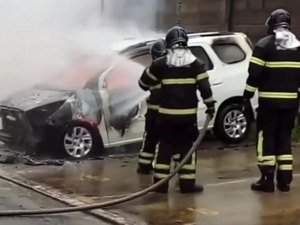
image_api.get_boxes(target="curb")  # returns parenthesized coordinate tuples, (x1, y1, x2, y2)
(0, 169, 140, 225)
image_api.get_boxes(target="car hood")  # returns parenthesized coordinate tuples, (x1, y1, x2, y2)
(0, 89, 72, 111)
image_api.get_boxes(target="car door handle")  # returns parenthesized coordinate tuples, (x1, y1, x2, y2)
(212, 79, 223, 86)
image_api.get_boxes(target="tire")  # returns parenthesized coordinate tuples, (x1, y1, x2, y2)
(213, 103, 252, 144)
(62, 121, 101, 159)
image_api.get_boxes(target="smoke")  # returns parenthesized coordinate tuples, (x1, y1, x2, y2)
(102, 0, 161, 30)
(0, 0, 161, 101)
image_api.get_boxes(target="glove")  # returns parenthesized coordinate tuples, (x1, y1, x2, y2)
(205, 106, 215, 120)
(241, 98, 250, 112)
(205, 100, 216, 120)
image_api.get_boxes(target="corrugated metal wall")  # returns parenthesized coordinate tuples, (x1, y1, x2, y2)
(158, 0, 300, 42)
(101, 0, 160, 30)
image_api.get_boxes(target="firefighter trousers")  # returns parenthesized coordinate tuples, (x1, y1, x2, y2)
(138, 114, 158, 170)
(256, 105, 298, 185)
(153, 120, 198, 192)
(138, 113, 181, 171)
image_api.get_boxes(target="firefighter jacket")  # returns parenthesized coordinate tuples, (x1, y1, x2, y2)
(139, 67, 161, 114)
(244, 34, 300, 109)
(139, 54, 214, 122)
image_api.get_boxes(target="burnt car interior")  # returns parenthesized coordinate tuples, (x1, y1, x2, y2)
(103, 61, 142, 136)
(83, 73, 103, 124)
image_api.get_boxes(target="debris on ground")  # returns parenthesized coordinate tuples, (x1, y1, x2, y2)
(23, 157, 65, 166)
(0, 149, 65, 166)
(0, 152, 18, 164)
(87, 156, 104, 161)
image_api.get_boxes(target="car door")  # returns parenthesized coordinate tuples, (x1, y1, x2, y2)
(188, 42, 219, 129)
(99, 55, 150, 146)
(209, 38, 250, 99)
(189, 39, 250, 129)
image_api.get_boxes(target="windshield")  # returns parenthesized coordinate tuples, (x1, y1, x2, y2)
(37, 54, 113, 91)
(31, 46, 147, 92)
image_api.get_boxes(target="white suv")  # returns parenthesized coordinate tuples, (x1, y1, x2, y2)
(110, 32, 257, 144)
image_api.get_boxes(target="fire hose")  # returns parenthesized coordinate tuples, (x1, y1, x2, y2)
(0, 115, 211, 217)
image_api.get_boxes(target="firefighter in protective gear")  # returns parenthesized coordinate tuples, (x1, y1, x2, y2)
(137, 39, 168, 174)
(244, 9, 300, 193)
(140, 26, 215, 193)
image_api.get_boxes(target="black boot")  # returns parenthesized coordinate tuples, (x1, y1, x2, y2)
(180, 184, 204, 193)
(137, 165, 152, 175)
(277, 183, 290, 192)
(251, 169, 275, 193)
(276, 170, 292, 192)
(251, 166, 275, 193)
(153, 177, 168, 193)
(251, 178, 275, 193)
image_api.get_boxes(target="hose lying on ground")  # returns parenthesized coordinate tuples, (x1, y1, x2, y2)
(0, 115, 211, 217)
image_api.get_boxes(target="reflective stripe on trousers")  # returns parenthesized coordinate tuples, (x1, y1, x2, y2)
(178, 152, 196, 180)
(153, 153, 197, 180)
(138, 152, 155, 165)
(153, 146, 196, 180)
(257, 131, 276, 166)
(277, 154, 293, 171)
(138, 132, 156, 165)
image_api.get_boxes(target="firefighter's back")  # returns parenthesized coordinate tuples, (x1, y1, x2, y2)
(151, 55, 204, 123)
(256, 35, 300, 109)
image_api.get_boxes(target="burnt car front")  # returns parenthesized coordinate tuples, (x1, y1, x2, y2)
(0, 89, 73, 155)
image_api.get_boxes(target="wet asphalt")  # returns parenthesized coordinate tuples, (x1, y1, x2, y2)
(0, 178, 110, 225)
(1, 137, 300, 225)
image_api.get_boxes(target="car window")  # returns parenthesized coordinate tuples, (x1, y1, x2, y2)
(212, 43, 246, 64)
(104, 57, 145, 130)
(189, 46, 213, 71)
(105, 58, 143, 91)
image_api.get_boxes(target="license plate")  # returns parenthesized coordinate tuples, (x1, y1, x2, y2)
(0, 117, 2, 130)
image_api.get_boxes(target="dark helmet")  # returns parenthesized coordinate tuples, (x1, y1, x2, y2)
(165, 26, 188, 48)
(150, 39, 167, 60)
(266, 9, 291, 31)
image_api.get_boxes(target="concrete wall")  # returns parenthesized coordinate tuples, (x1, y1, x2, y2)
(158, 0, 300, 42)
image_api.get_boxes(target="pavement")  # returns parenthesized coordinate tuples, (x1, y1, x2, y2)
(0, 178, 111, 225)
(0, 139, 300, 225)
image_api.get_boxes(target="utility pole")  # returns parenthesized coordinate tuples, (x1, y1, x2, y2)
(176, 0, 183, 26)
(222, 0, 234, 31)
(100, 0, 104, 14)
(100, 0, 104, 24)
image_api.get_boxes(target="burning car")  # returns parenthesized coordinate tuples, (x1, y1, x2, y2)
(0, 51, 146, 159)
(0, 32, 257, 159)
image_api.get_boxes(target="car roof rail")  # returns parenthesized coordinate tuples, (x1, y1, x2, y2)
(120, 31, 241, 56)
(187, 31, 236, 37)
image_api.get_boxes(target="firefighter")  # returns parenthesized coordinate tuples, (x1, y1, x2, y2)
(139, 26, 215, 193)
(243, 9, 300, 193)
(137, 39, 168, 174)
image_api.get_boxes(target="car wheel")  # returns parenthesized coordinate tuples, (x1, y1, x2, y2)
(213, 103, 251, 143)
(63, 123, 98, 159)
